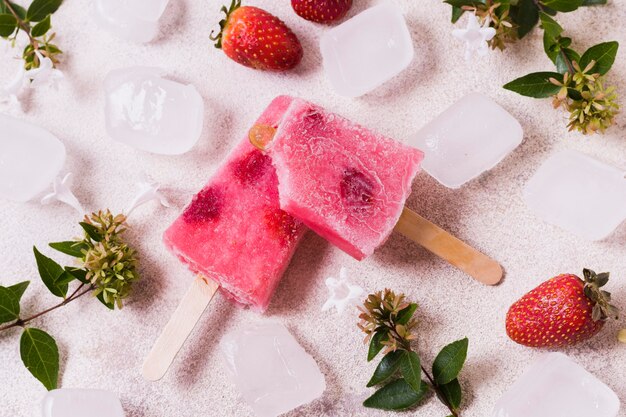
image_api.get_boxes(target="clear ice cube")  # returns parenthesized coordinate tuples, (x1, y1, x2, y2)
(408, 93, 523, 188)
(92, 0, 170, 43)
(0, 114, 66, 202)
(220, 322, 326, 417)
(492, 352, 620, 417)
(104, 67, 204, 155)
(40, 389, 125, 417)
(524, 149, 626, 240)
(320, 2, 414, 97)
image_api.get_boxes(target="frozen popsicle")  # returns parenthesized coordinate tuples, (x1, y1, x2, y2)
(254, 98, 502, 284)
(143, 96, 306, 381)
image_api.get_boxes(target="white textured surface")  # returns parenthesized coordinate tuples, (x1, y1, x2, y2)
(0, 1, 625, 416)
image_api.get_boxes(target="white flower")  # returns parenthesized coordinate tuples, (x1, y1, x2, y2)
(452, 13, 496, 61)
(321, 267, 365, 314)
(125, 173, 171, 216)
(25, 51, 64, 89)
(41, 173, 84, 214)
(0, 65, 27, 114)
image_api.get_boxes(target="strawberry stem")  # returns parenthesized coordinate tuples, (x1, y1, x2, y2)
(209, 0, 241, 49)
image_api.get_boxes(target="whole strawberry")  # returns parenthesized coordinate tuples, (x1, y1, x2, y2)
(291, 0, 353, 24)
(506, 269, 619, 348)
(210, 0, 303, 71)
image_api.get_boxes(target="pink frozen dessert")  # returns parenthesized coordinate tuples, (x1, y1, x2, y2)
(268, 98, 423, 260)
(164, 96, 307, 311)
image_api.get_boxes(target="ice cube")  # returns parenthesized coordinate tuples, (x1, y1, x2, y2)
(0, 114, 66, 202)
(220, 322, 326, 417)
(409, 93, 523, 188)
(320, 2, 414, 97)
(492, 352, 620, 417)
(104, 67, 204, 155)
(40, 389, 125, 417)
(92, 0, 170, 43)
(524, 150, 626, 240)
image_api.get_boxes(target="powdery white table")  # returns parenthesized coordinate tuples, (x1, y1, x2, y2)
(1, 1, 625, 416)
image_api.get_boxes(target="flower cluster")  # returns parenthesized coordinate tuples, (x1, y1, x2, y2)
(358, 289, 417, 353)
(80, 211, 140, 309)
(550, 61, 619, 135)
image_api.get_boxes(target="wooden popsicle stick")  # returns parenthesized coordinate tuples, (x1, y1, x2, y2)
(142, 275, 220, 381)
(394, 207, 503, 285)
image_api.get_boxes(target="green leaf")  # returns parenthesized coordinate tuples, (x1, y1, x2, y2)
(55, 271, 76, 286)
(437, 378, 462, 410)
(20, 328, 59, 390)
(503, 72, 562, 98)
(511, 0, 539, 38)
(8, 281, 30, 300)
(556, 48, 580, 74)
(539, 12, 562, 42)
(363, 378, 429, 410)
(579, 41, 619, 75)
(96, 292, 114, 310)
(79, 222, 102, 242)
(26, 0, 62, 22)
(451, 6, 464, 23)
(0, 2, 26, 19)
(433, 338, 469, 385)
(33, 246, 67, 298)
(0, 285, 20, 324)
(49, 241, 88, 258)
(444, 0, 486, 7)
(0, 14, 17, 37)
(367, 350, 404, 387)
(582, 0, 606, 4)
(30, 14, 50, 37)
(397, 303, 417, 325)
(540, 0, 583, 12)
(400, 351, 422, 393)
(368, 331, 387, 362)
(64, 267, 89, 284)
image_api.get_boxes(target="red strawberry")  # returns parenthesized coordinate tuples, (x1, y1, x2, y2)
(291, 0, 352, 24)
(506, 269, 619, 348)
(210, 0, 303, 71)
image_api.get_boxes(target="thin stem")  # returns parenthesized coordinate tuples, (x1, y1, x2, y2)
(387, 327, 460, 416)
(531, 0, 545, 12)
(1, 0, 40, 66)
(421, 364, 459, 417)
(0, 284, 93, 332)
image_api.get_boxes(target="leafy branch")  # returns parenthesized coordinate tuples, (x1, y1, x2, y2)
(358, 290, 469, 416)
(0, 0, 63, 69)
(0, 211, 140, 390)
(445, 0, 619, 134)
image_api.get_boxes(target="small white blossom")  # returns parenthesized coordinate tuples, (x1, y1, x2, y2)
(321, 267, 365, 314)
(125, 173, 171, 216)
(452, 13, 496, 60)
(41, 172, 84, 214)
(0, 65, 27, 114)
(25, 51, 64, 89)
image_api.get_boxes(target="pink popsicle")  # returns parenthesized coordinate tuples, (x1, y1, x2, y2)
(268, 98, 424, 260)
(163, 96, 306, 311)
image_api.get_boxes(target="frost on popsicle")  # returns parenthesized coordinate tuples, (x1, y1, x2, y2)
(0, 114, 82, 213)
(163, 96, 307, 312)
(92, 0, 170, 43)
(268, 98, 423, 260)
(104, 67, 204, 155)
(220, 322, 326, 417)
